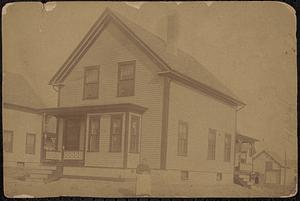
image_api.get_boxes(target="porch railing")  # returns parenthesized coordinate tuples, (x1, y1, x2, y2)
(63, 151, 84, 160)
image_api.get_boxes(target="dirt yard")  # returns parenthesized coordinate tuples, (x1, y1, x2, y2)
(4, 168, 297, 198)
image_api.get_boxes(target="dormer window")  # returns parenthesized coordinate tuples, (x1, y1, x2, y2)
(118, 61, 135, 97)
(83, 66, 99, 99)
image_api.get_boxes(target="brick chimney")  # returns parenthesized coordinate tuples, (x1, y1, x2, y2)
(166, 12, 179, 55)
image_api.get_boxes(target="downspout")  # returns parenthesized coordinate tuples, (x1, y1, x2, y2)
(52, 84, 63, 107)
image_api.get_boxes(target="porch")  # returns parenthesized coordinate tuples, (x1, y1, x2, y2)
(40, 103, 146, 169)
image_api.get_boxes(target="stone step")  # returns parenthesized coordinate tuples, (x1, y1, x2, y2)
(26, 165, 57, 170)
(29, 173, 49, 179)
(27, 168, 54, 175)
(240, 176, 249, 179)
(25, 178, 46, 183)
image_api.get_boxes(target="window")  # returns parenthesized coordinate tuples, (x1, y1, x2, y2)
(216, 172, 222, 181)
(88, 116, 100, 152)
(4, 130, 13, 152)
(181, 171, 189, 180)
(240, 152, 247, 164)
(110, 115, 123, 152)
(26, 133, 36, 154)
(177, 121, 188, 156)
(207, 128, 216, 160)
(224, 134, 232, 162)
(44, 116, 58, 151)
(129, 115, 140, 153)
(266, 161, 273, 171)
(83, 66, 99, 99)
(118, 61, 135, 97)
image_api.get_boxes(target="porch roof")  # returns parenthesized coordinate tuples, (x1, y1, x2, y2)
(236, 133, 259, 143)
(39, 103, 147, 116)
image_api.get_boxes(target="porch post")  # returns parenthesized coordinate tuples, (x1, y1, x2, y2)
(40, 112, 46, 162)
(123, 112, 129, 168)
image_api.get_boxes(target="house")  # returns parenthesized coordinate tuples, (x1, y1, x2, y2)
(252, 150, 296, 186)
(37, 8, 245, 184)
(3, 72, 45, 168)
(234, 133, 258, 187)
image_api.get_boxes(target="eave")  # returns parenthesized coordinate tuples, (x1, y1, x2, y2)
(39, 103, 148, 117)
(158, 70, 246, 108)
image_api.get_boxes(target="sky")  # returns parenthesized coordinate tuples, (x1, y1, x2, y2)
(2, 2, 297, 160)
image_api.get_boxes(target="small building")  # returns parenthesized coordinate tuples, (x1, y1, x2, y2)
(3, 72, 45, 168)
(252, 150, 295, 186)
(234, 133, 258, 187)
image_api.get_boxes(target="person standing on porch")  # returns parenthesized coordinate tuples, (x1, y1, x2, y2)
(135, 158, 151, 196)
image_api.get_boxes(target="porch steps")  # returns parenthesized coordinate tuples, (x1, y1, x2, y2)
(234, 173, 254, 189)
(28, 173, 49, 179)
(25, 165, 62, 183)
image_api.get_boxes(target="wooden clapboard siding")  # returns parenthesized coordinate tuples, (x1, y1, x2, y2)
(166, 80, 236, 174)
(59, 21, 164, 169)
(3, 107, 42, 167)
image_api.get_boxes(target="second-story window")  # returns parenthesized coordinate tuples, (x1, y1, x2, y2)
(118, 61, 135, 97)
(83, 66, 99, 99)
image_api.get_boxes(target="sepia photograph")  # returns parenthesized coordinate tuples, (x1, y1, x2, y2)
(2, 1, 297, 198)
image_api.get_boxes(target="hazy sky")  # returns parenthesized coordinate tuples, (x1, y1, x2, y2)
(2, 2, 297, 159)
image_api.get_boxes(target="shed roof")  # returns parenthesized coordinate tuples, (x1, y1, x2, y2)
(236, 133, 259, 143)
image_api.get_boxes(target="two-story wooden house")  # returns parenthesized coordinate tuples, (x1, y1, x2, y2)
(39, 8, 245, 184)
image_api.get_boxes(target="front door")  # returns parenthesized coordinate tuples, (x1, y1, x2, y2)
(64, 118, 81, 151)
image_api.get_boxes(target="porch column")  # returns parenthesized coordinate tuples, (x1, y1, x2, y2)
(123, 112, 129, 168)
(40, 112, 46, 162)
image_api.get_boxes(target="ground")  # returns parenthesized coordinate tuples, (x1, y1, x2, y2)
(4, 167, 297, 198)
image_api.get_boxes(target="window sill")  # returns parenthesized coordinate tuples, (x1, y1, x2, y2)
(129, 151, 140, 154)
(117, 95, 135, 98)
(177, 154, 188, 157)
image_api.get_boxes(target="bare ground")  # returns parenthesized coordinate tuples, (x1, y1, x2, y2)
(3, 168, 297, 198)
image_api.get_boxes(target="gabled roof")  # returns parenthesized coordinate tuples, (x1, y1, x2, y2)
(253, 150, 286, 168)
(49, 8, 244, 106)
(3, 71, 45, 109)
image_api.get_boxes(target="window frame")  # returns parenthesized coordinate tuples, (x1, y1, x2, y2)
(88, 115, 101, 152)
(181, 170, 189, 181)
(83, 66, 100, 100)
(177, 120, 188, 156)
(117, 61, 136, 97)
(207, 128, 217, 160)
(109, 114, 123, 152)
(129, 115, 140, 153)
(266, 161, 273, 171)
(25, 133, 36, 155)
(216, 172, 223, 181)
(224, 134, 232, 162)
(4, 130, 13, 153)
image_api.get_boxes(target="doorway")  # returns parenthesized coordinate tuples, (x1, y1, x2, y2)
(62, 118, 85, 163)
